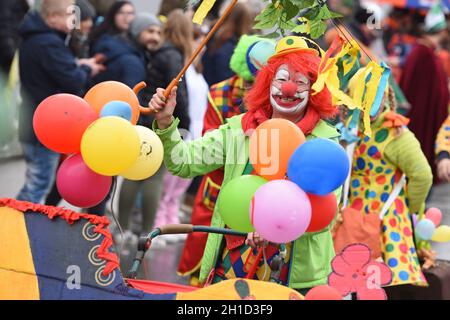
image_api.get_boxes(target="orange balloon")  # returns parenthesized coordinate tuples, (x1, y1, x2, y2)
(84, 81, 150, 125)
(249, 119, 306, 180)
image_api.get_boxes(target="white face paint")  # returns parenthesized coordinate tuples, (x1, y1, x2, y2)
(270, 64, 310, 116)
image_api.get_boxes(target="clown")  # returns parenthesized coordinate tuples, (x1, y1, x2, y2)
(150, 36, 342, 291)
(177, 35, 274, 283)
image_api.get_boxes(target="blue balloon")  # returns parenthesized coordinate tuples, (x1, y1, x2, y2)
(287, 138, 350, 195)
(100, 101, 132, 122)
(415, 218, 436, 240)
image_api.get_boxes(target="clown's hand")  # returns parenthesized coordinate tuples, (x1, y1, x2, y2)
(150, 87, 177, 129)
(437, 158, 450, 182)
(246, 232, 265, 248)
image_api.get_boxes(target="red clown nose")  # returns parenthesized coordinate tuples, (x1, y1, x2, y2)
(281, 81, 298, 97)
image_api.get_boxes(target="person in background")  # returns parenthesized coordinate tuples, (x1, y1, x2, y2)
(152, 24, 209, 245)
(17, 0, 103, 204)
(400, 3, 449, 183)
(118, 9, 192, 246)
(115, 14, 163, 243)
(69, 0, 96, 58)
(89, 1, 149, 88)
(436, 115, 450, 183)
(182, 25, 209, 215)
(202, 2, 252, 86)
(186, 27, 209, 142)
(0, 0, 30, 75)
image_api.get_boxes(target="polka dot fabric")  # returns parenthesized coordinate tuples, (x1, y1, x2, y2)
(349, 126, 426, 286)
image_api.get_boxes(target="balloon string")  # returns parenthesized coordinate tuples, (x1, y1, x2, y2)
(109, 177, 125, 261)
(262, 242, 268, 281)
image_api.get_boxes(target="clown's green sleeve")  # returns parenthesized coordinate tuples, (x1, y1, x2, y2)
(384, 129, 433, 213)
(152, 118, 228, 179)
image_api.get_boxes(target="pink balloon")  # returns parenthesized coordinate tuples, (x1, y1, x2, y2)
(425, 207, 442, 226)
(57, 154, 112, 208)
(250, 180, 311, 244)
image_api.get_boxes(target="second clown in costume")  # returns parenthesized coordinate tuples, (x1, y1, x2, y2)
(342, 77, 433, 286)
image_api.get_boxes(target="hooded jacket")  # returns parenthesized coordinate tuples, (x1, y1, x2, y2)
(18, 11, 91, 143)
(90, 33, 146, 89)
(141, 42, 190, 130)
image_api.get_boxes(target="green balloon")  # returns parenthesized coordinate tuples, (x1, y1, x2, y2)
(218, 175, 268, 232)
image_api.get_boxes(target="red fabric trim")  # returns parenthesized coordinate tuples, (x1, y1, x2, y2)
(0, 198, 119, 277)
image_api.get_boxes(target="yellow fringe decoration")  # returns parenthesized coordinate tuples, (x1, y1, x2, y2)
(193, 0, 217, 25)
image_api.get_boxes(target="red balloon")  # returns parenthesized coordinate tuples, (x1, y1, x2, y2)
(33, 94, 98, 154)
(56, 154, 111, 208)
(305, 285, 342, 300)
(306, 193, 337, 232)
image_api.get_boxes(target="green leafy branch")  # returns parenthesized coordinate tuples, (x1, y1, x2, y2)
(254, 0, 342, 39)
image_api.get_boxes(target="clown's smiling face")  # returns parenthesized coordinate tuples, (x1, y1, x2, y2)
(270, 64, 310, 116)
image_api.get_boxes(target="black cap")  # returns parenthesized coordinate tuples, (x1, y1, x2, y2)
(76, 0, 96, 21)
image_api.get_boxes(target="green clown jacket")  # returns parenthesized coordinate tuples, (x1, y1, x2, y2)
(153, 113, 342, 289)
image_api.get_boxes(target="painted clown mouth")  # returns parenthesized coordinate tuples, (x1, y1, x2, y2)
(272, 95, 303, 108)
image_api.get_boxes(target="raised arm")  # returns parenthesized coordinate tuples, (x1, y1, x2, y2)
(150, 87, 227, 179)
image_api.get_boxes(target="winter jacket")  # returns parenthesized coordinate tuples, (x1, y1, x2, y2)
(90, 33, 146, 89)
(18, 11, 91, 143)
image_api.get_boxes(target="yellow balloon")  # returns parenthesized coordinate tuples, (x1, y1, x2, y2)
(81, 117, 140, 176)
(432, 225, 450, 243)
(120, 126, 164, 180)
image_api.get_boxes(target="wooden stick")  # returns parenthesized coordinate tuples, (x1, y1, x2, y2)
(164, 0, 238, 98)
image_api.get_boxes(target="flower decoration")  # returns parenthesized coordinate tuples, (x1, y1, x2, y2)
(328, 243, 392, 300)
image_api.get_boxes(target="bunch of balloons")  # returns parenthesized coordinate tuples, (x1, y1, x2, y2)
(414, 208, 450, 242)
(33, 81, 163, 208)
(219, 118, 349, 243)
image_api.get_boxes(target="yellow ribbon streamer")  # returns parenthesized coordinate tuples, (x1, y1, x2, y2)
(312, 36, 358, 110)
(193, 0, 217, 25)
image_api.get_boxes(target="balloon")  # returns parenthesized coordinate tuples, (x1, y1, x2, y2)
(287, 138, 350, 195)
(249, 119, 306, 180)
(415, 218, 436, 240)
(84, 81, 141, 124)
(120, 126, 164, 180)
(33, 94, 97, 154)
(248, 40, 276, 71)
(305, 285, 342, 300)
(425, 207, 442, 226)
(250, 180, 311, 243)
(81, 117, 140, 176)
(218, 175, 267, 232)
(100, 101, 132, 122)
(56, 154, 112, 208)
(306, 193, 337, 232)
(431, 225, 450, 243)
